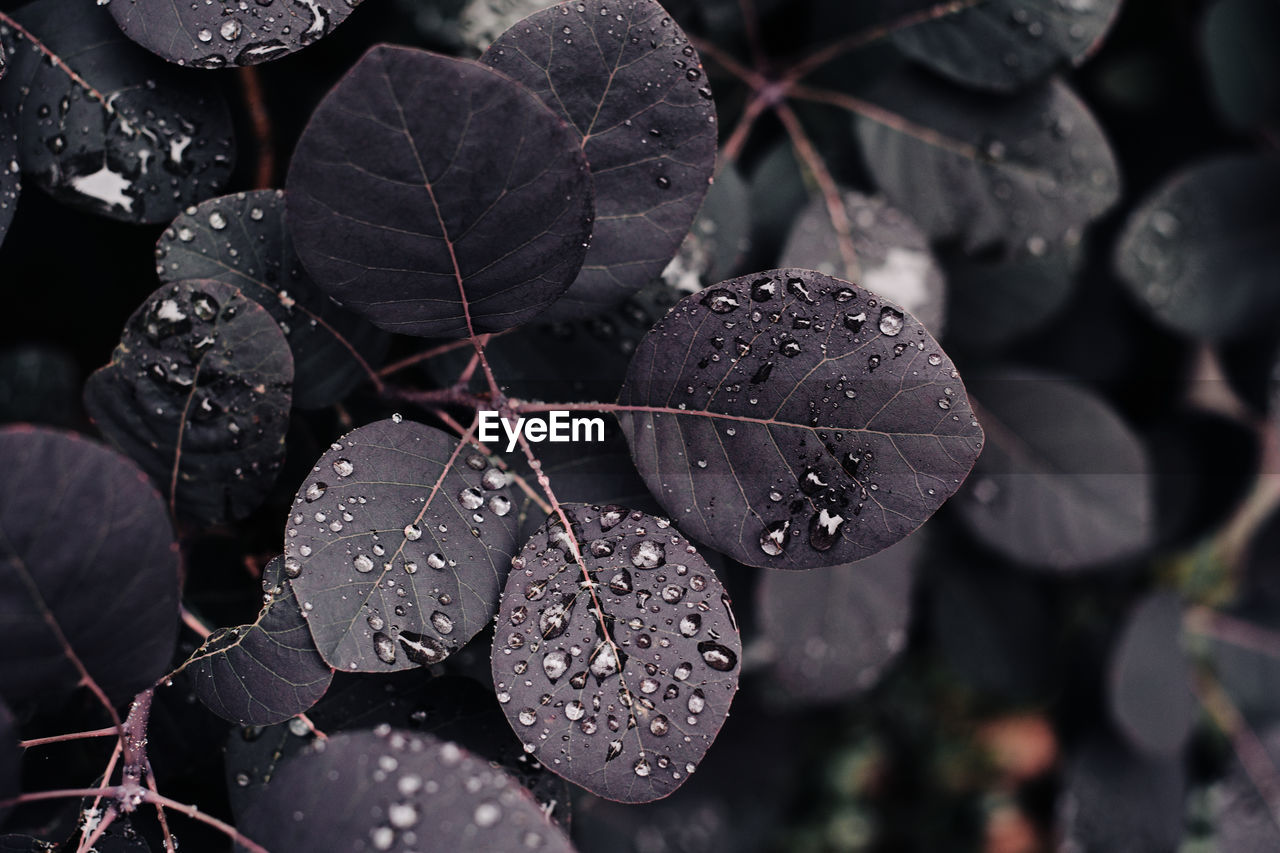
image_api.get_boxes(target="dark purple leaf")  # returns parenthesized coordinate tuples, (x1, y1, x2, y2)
(0, 0, 234, 223)
(286, 45, 593, 338)
(0, 107, 17, 246)
(108, 0, 363, 68)
(83, 280, 294, 524)
(778, 190, 946, 334)
(617, 268, 984, 569)
(1201, 0, 1280, 131)
(482, 0, 717, 320)
(854, 71, 1119, 256)
(0, 699, 16, 825)
(892, 0, 1122, 92)
(156, 190, 389, 408)
(189, 557, 333, 726)
(1114, 154, 1280, 340)
(954, 370, 1154, 570)
(0, 426, 179, 707)
(236, 729, 576, 853)
(493, 504, 741, 803)
(757, 533, 918, 704)
(284, 418, 520, 672)
(1107, 591, 1194, 757)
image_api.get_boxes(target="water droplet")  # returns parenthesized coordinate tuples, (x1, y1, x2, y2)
(679, 613, 701, 637)
(688, 689, 706, 713)
(197, 28, 213, 42)
(630, 540, 665, 568)
(518, 708, 537, 726)
(878, 307, 904, 336)
(283, 557, 302, 578)
(760, 520, 789, 556)
(426, 553, 447, 570)
(634, 757, 652, 777)
(565, 699, 585, 720)
(430, 611, 454, 634)
(220, 19, 242, 40)
(353, 554, 375, 573)
(388, 802, 418, 829)
(698, 641, 738, 671)
(459, 488, 484, 510)
(399, 632, 448, 665)
(808, 508, 844, 551)
(473, 802, 501, 828)
(403, 523, 422, 541)
(543, 650, 568, 682)
(481, 468, 507, 490)
(649, 715, 669, 736)
(207, 211, 227, 230)
(372, 632, 396, 664)
(701, 289, 740, 314)
(332, 458, 354, 477)
(489, 495, 511, 516)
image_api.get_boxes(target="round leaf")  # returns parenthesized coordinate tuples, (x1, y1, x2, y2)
(1107, 591, 1195, 757)
(758, 533, 918, 704)
(482, 0, 717, 320)
(156, 190, 389, 408)
(236, 729, 575, 853)
(108, 0, 364, 68)
(286, 46, 594, 338)
(284, 418, 520, 673)
(189, 557, 334, 726)
(1201, 0, 1280, 131)
(0, 0, 235, 223)
(1114, 154, 1280, 340)
(617, 268, 984, 569)
(854, 72, 1119, 256)
(0, 426, 179, 706)
(493, 504, 741, 803)
(892, 0, 1122, 92)
(83, 280, 294, 524)
(954, 370, 1154, 570)
(778, 190, 947, 334)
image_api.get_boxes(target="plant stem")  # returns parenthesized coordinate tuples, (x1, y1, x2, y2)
(20, 727, 118, 749)
(237, 67, 275, 189)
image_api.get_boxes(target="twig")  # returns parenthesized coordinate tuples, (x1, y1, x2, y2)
(20, 727, 118, 749)
(737, 0, 767, 71)
(1186, 606, 1280, 661)
(141, 789, 272, 853)
(687, 35, 766, 89)
(180, 604, 213, 640)
(720, 90, 771, 166)
(237, 67, 276, 189)
(377, 335, 509, 379)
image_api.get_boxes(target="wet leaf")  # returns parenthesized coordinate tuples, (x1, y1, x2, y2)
(758, 533, 918, 704)
(1201, 0, 1280, 131)
(460, 0, 558, 53)
(892, 0, 1122, 92)
(854, 71, 1119, 256)
(617, 268, 984, 570)
(108, 0, 363, 68)
(0, 0, 234, 223)
(493, 504, 741, 803)
(0, 426, 179, 707)
(482, 0, 717, 320)
(236, 729, 575, 853)
(156, 190, 389, 409)
(778, 190, 947, 334)
(284, 418, 520, 673)
(83, 280, 294, 524)
(954, 370, 1153, 570)
(1114, 154, 1280, 340)
(286, 45, 593, 339)
(189, 557, 334, 726)
(1107, 591, 1194, 756)
(0, 107, 17, 247)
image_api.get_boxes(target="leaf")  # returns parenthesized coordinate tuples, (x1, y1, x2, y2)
(1201, 0, 1280, 131)
(189, 557, 333, 726)
(482, 0, 718, 320)
(1213, 724, 1280, 851)
(954, 370, 1153, 570)
(0, 699, 17, 825)
(778, 190, 947, 334)
(1114, 154, 1280, 341)
(0, 426, 180, 707)
(285, 45, 594, 339)
(155, 190, 389, 409)
(891, 0, 1122, 92)
(0, 108, 17, 247)
(107, 0, 364, 68)
(493, 504, 741, 803)
(1107, 591, 1195, 756)
(83, 280, 294, 524)
(236, 729, 576, 853)
(853, 71, 1120, 256)
(661, 163, 750, 293)
(284, 418, 520, 673)
(460, 0, 559, 53)
(0, 0, 235, 223)
(758, 533, 918, 704)
(616, 268, 984, 570)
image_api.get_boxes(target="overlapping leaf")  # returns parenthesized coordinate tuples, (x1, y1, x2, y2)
(483, 0, 718, 319)
(236, 730, 576, 853)
(1107, 591, 1194, 756)
(284, 418, 520, 672)
(1114, 154, 1280, 340)
(0, 107, 17, 246)
(892, 0, 1122, 92)
(1201, 0, 1280, 131)
(108, 0, 363, 68)
(84, 280, 294, 524)
(0, 427, 179, 707)
(286, 46, 594, 338)
(493, 505, 740, 803)
(662, 164, 750, 293)
(617, 268, 984, 569)
(854, 71, 1120, 256)
(758, 533, 918, 704)
(156, 190, 389, 408)
(189, 557, 333, 726)
(954, 370, 1153, 570)
(779, 190, 947, 333)
(0, 0, 234, 223)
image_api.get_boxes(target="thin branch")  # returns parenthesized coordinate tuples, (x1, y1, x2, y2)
(1186, 606, 1280, 660)
(181, 604, 213, 640)
(774, 100, 859, 280)
(383, 385, 488, 410)
(237, 66, 276, 189)
(720, 91, 771, 166)
(76, 805, 118, 853)
(2, 787, 127, 808)
(143, 759, 177, 853)
(89, 738, 123, 817)
(456, 340, 490, 388)
(141, 789, 272, 853)
(377, 334, 511, 379)
(1194, 667, 1280, 833)
(687, 35, 766, 89)
(737, 0, 767, 71)
(20, 727, 118, 749)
